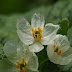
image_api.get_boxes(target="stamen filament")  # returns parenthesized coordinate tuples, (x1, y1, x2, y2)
(22, 67, 25, 72)
(29, 25, 43, 41)
(57, 50, 61, 55)
(22, 57, 25, 63)
(18, 69, 21, 72)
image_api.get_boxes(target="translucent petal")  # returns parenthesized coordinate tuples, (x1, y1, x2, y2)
(60, 54, 72, 65)
(47, 42, 72, 65)
(31, 13, 45, 29)
(0, 58, 17, 72)
(26, 68, 39, 72)
(42, 23, 60, 37)
(29, 42, 44, 52)
(54, 35, 70, 54)
(47, 43, 64, 65)
(3, 40, 38, 71)
(26, 52, 38, 71)
(3, 40, 23, 64)
(16, 17, 31, 34)
(40, 31, 56, 45)
(17, 30, 34, 45)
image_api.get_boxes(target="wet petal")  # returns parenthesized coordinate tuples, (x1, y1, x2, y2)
(54, 35, 70, 54)
(47, 41, 72, 65)
(3, 40, 23, 64)
(0, 58, 17, 72)
(43, 23, 60, 37)
(16, 17, 31, 34)
(40, 31, 56, 45)
(17, 30, 34, 45)
(26, 68, 39, 72)
(26, 52, 38, 71)
(29, 42, 44, 52)
(31, 13, 45, 29)
(47, 43, 63, 65)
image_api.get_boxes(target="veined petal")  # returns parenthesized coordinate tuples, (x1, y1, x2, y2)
(3, 40, 38, 71)
(3, 40, 23, 64)
(26, 52, 38, 71)
(59, 54, 72, 65)
(26, 68, 39, 72)
(29, 42, 44, 52)
(17, 30, 34, 45)
(0, 58, 17, 72)
(31, 13, 45, 29)
(40, 31, 56, 45)
(54, 35, 70, 54)
(47, 41, 72, 65)
(16, 17, 31, 34)
(43, 23, 60, 37)
(47, 43, 64, 65)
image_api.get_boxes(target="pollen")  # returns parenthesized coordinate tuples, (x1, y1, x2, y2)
(29, 25, 43, 41)
(16, 57, 27, 72)
(53, 45, 61, 55)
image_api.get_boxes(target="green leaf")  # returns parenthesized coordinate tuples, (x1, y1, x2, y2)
(67, 27, 72, 46)
(36, 46, 48, 65)
(57, 19, 69, 35)
(39, 60, 62, 72)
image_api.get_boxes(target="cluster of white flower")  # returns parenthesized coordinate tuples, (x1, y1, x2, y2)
(0, 13, 72, 72)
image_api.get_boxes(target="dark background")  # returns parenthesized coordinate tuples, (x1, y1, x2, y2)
(0, 0, 58, 14)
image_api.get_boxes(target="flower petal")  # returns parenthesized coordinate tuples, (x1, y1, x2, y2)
(0, 58, 17, 72)
(54, 35, 70, 54)
(17, 30, 34, 45)
(25, 52, 38, 71)
(26, 68, 39, 72)
(29, 42, 44, 52)
(3, 40, 38, 71)
(47, 43, 63, 65)
(60, 54, 72, 65)
(47, 41, 72, 65)
(3, 40, 23, 64)
(42, 23, 60, 37)
(16, 17, 31, 34)
(31, 13, 45, 29)
(40, 31, 56, 45)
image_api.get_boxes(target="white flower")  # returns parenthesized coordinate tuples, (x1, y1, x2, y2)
(0, 40, 38, 72)
(47, 34, 72, 65)
(17, 13, 60, 52)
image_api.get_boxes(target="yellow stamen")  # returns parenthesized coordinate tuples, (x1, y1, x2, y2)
(54, 48, 56, 52)
(36, 34, 39, 41)
(16, 64, 19, 68)
(38, 27, 43, 39)
(29, 27, 34, 33)
(22, 57, 25, 63)
(53, 45, 61, 55)
(53, 45, 56, 48)
(57, 50, 61, 55)
(17, 60, 20, 66)
(29, 25, 43, 40)
(22, 67, 25, 72)
(18, 69, 21, 72)
(16, 57, 26, 72)
(25, 62, 27, 66)
(56, 46, 59, 49)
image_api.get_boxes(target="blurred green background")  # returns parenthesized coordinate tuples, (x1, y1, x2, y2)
(0, 0, 57, 14)
(0, 0, 72, 72)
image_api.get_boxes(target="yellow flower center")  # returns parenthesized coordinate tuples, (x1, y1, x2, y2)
(53, 45, 61, 55)
(29, 25, 43, 41)
(16, 57, 27, 72)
